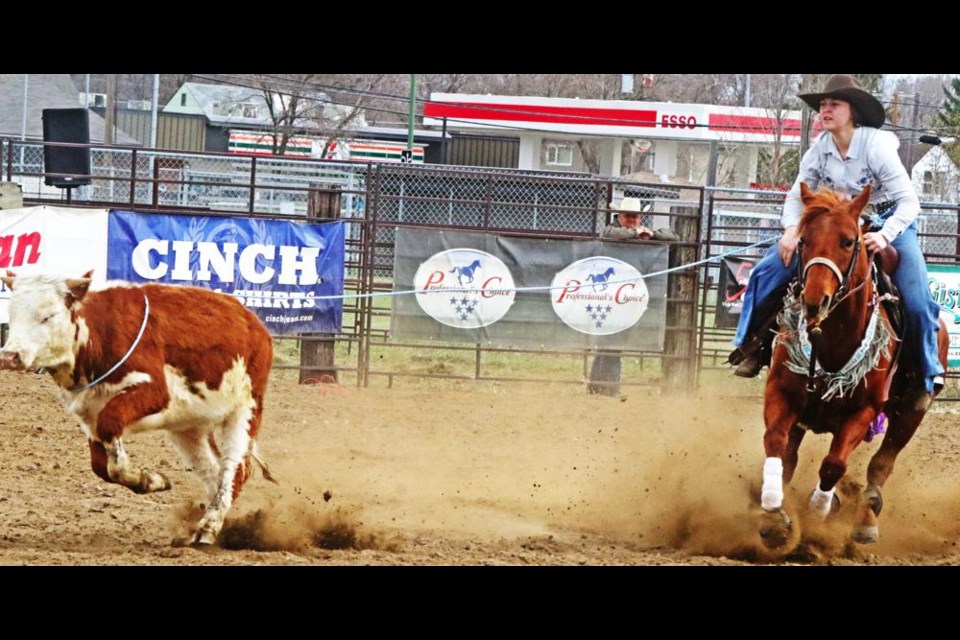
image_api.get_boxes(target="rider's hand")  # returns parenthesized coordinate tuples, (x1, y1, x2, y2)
(779, 225, 800, 266)
(864, 231, 889, 254)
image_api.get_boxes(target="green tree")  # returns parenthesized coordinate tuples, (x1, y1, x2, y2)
(937, 78, 960, 167)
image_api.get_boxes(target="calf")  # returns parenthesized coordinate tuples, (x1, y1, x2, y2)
(0, 270, 275, 545)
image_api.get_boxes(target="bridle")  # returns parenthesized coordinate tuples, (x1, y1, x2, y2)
(796, 232, 865, 392)
(798, 234, 862, 304)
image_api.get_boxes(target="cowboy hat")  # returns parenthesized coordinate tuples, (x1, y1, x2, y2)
(797, 74, 886, 129)
(617, 197, 651, 214)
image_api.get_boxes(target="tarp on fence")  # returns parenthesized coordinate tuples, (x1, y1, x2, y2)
(391, 227, 669, 350)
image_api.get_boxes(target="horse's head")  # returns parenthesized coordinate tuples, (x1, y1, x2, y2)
(797, 183, 871, 327)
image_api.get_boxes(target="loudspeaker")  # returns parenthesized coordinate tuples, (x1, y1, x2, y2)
(42, 108, 91, 188)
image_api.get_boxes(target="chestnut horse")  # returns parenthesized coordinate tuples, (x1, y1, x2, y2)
(758, 183, 949, 547)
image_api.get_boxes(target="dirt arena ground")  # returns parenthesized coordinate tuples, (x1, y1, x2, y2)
(1, 369, 960, 566)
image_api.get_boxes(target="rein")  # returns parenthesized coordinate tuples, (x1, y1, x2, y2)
(67, 294, 150, 393)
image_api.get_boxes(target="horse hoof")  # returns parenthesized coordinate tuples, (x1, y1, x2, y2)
(808, 490, 841, 519)
(759, 509, 793, 549)
(852, 525, 879, 544)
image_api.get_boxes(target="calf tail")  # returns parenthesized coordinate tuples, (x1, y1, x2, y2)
(251, 441, 279, 484)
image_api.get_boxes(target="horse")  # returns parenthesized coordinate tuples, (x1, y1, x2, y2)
(586, 267, 616, 291)
(757, 183, 949, 549)
(450, 259, 482, 286)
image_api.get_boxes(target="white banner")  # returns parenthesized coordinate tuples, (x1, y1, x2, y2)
(928, 265, 960, 367)
(0, 206, 109, 323)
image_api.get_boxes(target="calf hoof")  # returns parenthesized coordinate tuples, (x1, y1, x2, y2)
(192, 512, 224, 546)
(132, 470, 172, 494)
(759, 509, 793, 549)
(192, 529, 218, 546)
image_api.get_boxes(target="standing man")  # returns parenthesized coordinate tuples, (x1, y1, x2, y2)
(588, 197, 677, 395)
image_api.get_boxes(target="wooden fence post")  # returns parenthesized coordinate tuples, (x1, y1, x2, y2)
(663, 206, 699, 393)
(299, 184, 341, 384)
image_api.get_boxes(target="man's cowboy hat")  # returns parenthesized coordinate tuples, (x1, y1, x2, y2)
(617, 197, 651, 213)
(797, 74, 886, 129)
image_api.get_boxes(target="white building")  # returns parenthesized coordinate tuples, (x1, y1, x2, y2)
(912, 145, 960, 204)
(423, 93, 808, 187)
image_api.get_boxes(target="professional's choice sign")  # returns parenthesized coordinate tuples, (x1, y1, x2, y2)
(0, 206, 109, 324)
(413, 249, 516, 328)
(928, 265, 960, 367)
(551, 257, 648, 335)
(392, 228, 667, 350)
(107, 211, 345, 334)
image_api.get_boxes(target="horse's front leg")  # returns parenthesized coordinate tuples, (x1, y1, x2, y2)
(758, 397, 799, 547)
(761, 399, 799, 512)
(808, 406, 877, 519)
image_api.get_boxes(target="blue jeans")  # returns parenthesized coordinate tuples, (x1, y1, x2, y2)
(733, 221, 943, 393)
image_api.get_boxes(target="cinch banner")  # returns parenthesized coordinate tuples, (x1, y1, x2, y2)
(0, 206, 109, 324)
(715, 256, 756, 329)
(927, 265, 960, 367)
(392, 227, 668, 350)
(107, 211, 345, 335)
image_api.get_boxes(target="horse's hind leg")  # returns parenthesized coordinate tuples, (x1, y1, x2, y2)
(854, 408, 925, 543)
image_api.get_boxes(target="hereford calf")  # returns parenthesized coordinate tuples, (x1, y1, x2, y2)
(0, 270, 274, 545)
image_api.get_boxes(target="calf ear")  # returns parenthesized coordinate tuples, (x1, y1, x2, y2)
(2, 270, 15, 290)
(65, 276, 92, 302)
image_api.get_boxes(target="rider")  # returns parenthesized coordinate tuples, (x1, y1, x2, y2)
(728, 74, 944, 410)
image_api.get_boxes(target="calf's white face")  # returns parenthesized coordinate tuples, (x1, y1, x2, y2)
(0, 274, 86, 371)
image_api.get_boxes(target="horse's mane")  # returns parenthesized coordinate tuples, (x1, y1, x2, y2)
(798, 188, 854, 231)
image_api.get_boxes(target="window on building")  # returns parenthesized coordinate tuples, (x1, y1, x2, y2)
(180, 93, 187, 107)
(545, 143, 574, 167)
(923, 170, 946, 197)
(241, 104, 260, 118)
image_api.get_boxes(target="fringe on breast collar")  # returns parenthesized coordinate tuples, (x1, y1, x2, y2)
(774, 291, 891, 402)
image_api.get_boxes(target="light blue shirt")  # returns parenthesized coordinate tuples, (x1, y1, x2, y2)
(781, 127, 921, 243)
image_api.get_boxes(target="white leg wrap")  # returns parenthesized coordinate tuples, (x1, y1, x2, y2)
(761, 457, 784, 511)
(809, 485, 835, 519)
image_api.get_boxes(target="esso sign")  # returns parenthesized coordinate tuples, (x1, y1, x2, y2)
(660, 114, 697, 130)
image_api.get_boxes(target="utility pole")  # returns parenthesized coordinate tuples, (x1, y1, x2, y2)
(908, 92, 921, 170)
(20, 74, 28, 140)
(105, 74, 116, 145)
(150, 74, 159, 149)
(404, 74, 416, 163)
